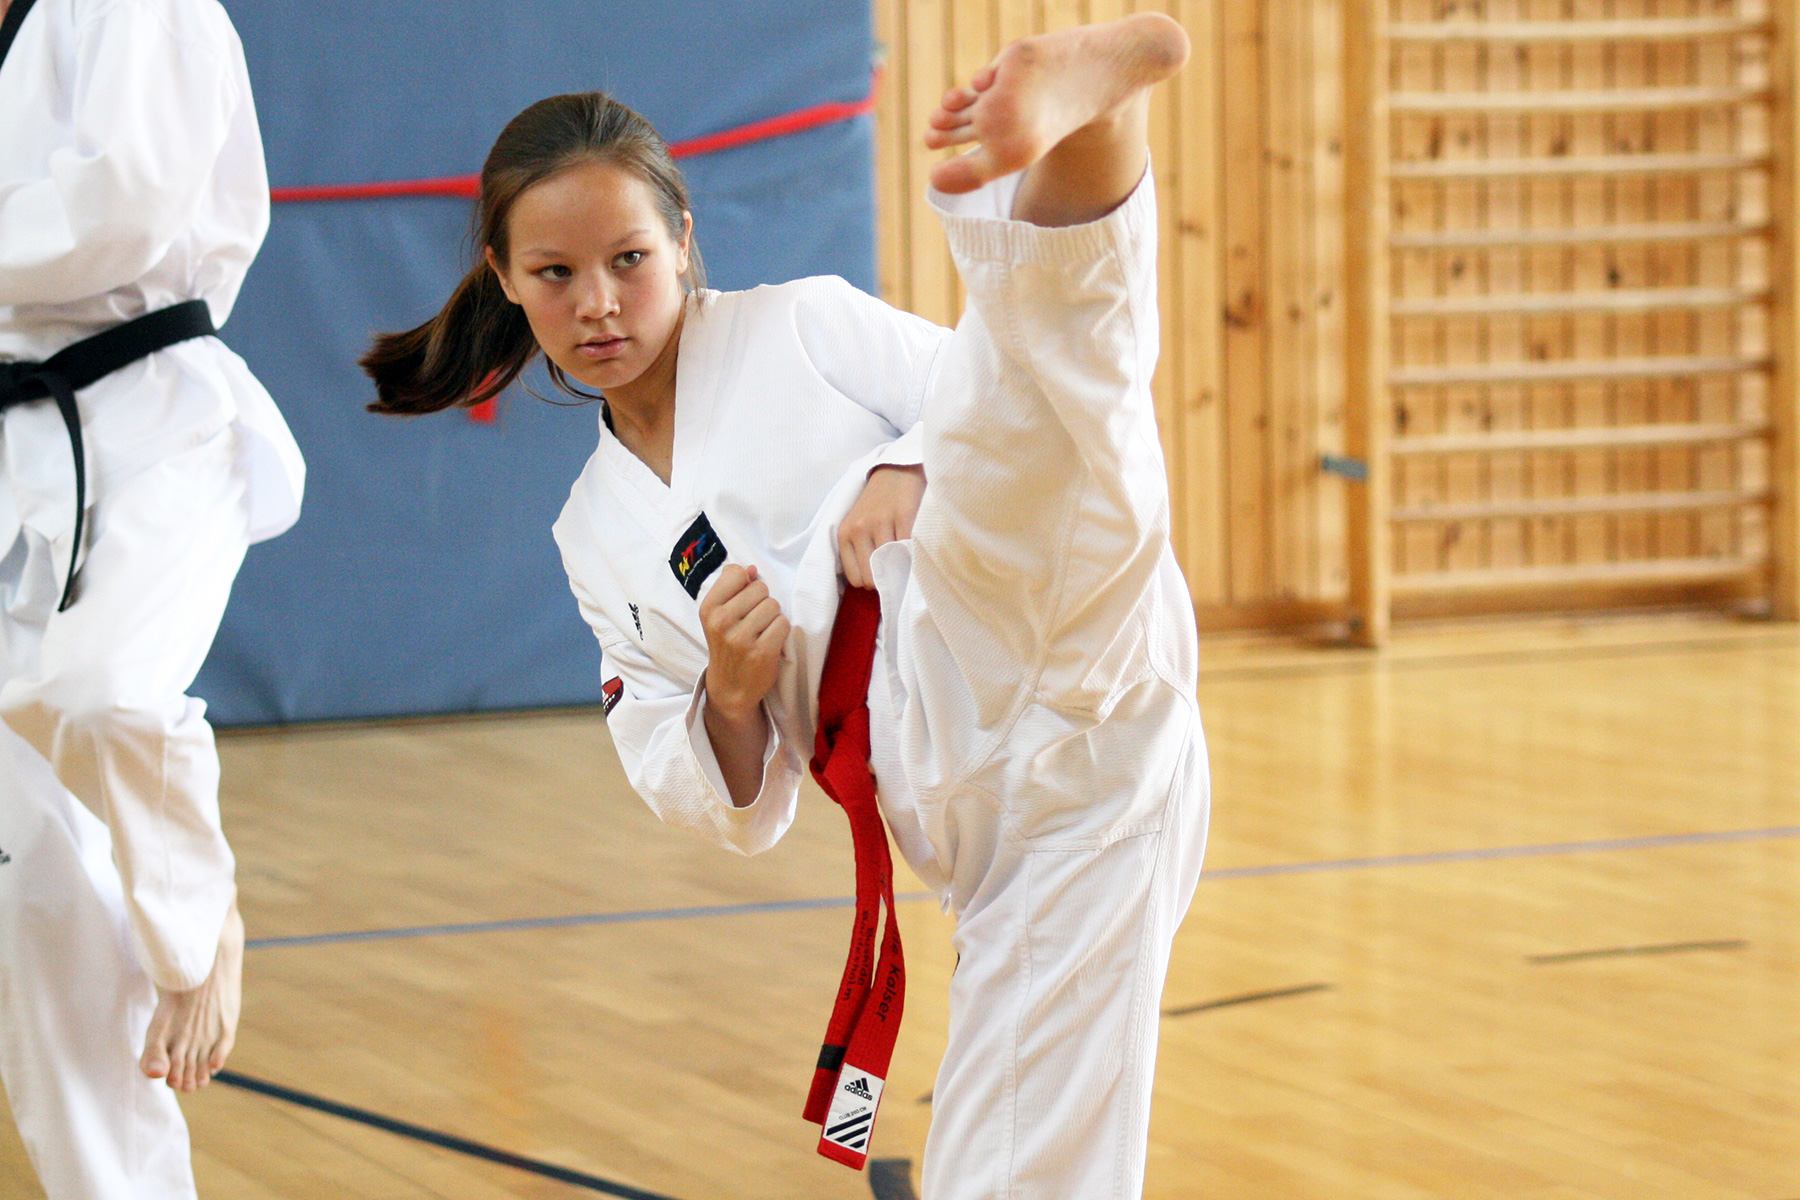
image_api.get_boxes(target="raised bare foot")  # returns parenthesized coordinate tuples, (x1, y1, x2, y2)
(141, 899, 243, 1091)
(922, 13, 1189, 197)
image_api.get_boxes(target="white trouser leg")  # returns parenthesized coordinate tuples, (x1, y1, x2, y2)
(880, 172, 1210, 1198)
(0, 427, 249, 992)
(907, 170, 1171, 723)
(0, 723, 197, 1200)
(918, 712, 1208, 1200)
(0, 424, 247, 1199)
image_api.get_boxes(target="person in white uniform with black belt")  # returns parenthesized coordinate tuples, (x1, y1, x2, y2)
(366, 15, 1204, 1199)
(0, 0, 303, 1195)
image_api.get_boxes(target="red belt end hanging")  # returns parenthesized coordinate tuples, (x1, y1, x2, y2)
(804, 586, 904, 1173)
(804, 1058, 839, 1125)
(815, 1065, 886, 1170)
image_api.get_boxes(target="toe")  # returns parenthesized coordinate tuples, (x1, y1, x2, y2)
(928, 105, 974, 131)
(939, 85, 978, 112)
(140, 1045, 169, 1080)
(929, 146, 1001, 194)
(923, 124, 981, 151)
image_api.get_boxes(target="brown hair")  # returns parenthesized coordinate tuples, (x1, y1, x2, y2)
(362, 92, 704, 415)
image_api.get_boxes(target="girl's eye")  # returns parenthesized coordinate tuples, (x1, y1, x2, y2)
(537, 264, 572, 281)
(615, 250, 645, 269)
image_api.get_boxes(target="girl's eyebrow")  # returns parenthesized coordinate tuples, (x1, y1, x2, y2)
(515, 229, 653, 259)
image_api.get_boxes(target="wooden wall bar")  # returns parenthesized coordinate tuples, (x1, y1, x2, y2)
(1772, 0, 1800, 617)
(871, 0, 1797, 636)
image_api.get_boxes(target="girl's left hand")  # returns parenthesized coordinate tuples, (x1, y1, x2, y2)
(838, 464, 926, 588)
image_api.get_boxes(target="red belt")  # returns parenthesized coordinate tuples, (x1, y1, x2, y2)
(804, 585, 906, 1170)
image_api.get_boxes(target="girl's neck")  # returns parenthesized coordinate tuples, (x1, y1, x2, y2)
(602, 299, 686, 486)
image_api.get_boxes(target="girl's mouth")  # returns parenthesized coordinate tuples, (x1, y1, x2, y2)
(578, 336, 626, 360)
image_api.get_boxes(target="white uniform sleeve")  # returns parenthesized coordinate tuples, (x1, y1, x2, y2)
(0, 2, 238, 305)
(870, 422, 924, 472)
(573, 581, 805, 856)
(792, 277, 947, 463)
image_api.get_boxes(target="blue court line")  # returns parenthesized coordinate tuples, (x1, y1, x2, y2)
(245, 892, 936, 950)
(1200, 824, 1800, 881)
(245, 824, 1800, 951)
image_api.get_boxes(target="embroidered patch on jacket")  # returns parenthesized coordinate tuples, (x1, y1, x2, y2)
(669, 513, 728, 599)
(600, 676, 624, 716)
(628, 602, 643, 639)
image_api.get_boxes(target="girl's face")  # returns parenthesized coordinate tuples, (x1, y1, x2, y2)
(488, 159, 691, 403)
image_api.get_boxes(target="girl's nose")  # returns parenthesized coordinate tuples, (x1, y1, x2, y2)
(576, 276, 620, 320)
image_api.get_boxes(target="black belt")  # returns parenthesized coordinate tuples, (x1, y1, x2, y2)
(0, 300, 217, 610)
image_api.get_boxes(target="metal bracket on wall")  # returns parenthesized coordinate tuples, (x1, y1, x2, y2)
(1320, 454, 1370, 482)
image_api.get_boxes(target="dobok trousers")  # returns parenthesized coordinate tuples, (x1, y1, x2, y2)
(868, 169, 1211, 1200)
(0, 424, 249, 1200)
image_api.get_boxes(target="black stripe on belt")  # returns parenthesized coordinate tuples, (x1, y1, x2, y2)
(0, 0, 42, 72)
(0, 300, 217, 610)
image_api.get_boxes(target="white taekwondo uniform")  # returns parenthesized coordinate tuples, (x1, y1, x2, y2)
(0, 0, 303, 1196)
(555, 170, 1208, 1200)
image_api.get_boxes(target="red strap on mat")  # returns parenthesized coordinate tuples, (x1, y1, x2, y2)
(804, 585, 905, 1170)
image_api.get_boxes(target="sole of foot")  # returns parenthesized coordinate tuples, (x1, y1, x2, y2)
(924, 13, 1190, 195)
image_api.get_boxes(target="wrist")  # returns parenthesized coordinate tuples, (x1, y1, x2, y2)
(703, 678, 764, 726)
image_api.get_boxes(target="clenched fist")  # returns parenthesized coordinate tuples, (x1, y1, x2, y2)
(700, 564, 789, 806)
(700, 563, 790, 719)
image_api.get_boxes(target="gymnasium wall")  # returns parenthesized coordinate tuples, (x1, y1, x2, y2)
(196, 1, 879, 724)
(874, 0, 1800, 637)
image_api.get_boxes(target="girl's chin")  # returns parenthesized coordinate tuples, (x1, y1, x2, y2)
(559, 358, 639, 394)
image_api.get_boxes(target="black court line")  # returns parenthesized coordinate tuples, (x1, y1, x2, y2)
(1528, 938, 1748, 965)
(1163, 982, 1333, 1017)
(244, 825, 1800, 951)
(214, 1071, 683, 1200)
(869, 1157, 920, 1200)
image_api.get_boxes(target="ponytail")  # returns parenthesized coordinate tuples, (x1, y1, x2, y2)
(361, 263, 534, 415)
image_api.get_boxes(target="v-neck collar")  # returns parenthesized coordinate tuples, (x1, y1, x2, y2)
(0, 0, 42, 74)
(594, 289, 719, 517)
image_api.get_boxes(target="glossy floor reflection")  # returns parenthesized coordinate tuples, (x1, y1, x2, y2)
(2, 615, 1795, 1199)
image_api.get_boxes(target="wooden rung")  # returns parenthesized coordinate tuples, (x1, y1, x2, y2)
(1390, 86, 1766, 114)
(1384, 17, 1773, 43)
(1390, 354, 1770, 387)
(1391, 421, 1769, 455)
(1389, 221, 1768, 248)
(1389, 152, 1766, 179)
(1391, 556, 1765, 595)
(1392, 489, 1768, 522)
(1390, 287, 1767, 317)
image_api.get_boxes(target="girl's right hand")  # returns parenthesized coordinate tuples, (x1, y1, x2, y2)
(699, 564, 790, 719)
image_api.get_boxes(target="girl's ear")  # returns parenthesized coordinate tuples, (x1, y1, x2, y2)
(677, 211, 694, 276)
(485, 246, 520, 304)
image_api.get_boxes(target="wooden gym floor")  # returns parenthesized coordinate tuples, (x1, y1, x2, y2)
(2, 613, 1796, 1199)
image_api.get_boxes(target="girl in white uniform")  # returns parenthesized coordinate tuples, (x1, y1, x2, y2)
(366, 16, 1206, 1198)
(0, 0, 304, 1196)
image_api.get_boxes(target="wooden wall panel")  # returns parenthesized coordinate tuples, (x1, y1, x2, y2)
(872, 0, 1795, 635)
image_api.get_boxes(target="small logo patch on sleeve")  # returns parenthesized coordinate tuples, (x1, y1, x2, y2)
(669, 513, 728, 599)
(600, 676, 623, 716)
